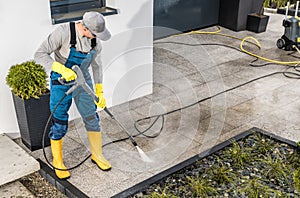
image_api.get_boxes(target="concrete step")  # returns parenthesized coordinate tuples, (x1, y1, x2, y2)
(0, 180, 35, 197)
(0, 133, 40, 186)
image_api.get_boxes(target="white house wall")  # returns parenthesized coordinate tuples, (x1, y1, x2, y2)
(0, 0, 153, 134)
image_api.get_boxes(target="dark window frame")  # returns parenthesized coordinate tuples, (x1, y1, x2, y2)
(50, 0, 118, 24)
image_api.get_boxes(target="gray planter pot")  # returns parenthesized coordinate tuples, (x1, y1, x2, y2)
(247, 13, 270, 33)
(219, 0, 264, 31)
(12, 91, 51, 151)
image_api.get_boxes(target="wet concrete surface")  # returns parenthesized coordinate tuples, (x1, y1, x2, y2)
(14, 13, 300, 197)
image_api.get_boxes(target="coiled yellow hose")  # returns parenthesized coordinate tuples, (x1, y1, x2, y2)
(240, 36, 300, 65)
(172, 26, 300, 66)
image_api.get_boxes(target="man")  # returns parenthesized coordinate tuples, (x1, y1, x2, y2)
(34, 11, 111, 179)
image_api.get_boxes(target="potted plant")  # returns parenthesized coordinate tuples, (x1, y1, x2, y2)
(247, 0, 270, 33)
(6, 60, 51, 151)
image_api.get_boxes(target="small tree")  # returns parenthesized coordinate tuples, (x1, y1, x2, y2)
(6, 60, 48, 99)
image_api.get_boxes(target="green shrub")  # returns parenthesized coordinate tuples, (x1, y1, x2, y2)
(6, 60, 48, 99)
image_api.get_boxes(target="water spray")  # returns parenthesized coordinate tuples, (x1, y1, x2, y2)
(103, 107, 152, 162)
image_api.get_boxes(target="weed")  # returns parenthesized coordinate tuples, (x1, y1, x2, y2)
(251, 132, 275, 156)
(222, 140, 252, 167)
(260, 153, 289, 184)
(206, 158, 236, 185)
(186, 176, 218, 197)
(238, 177, 282, 197)
(146, 186, 178, 198)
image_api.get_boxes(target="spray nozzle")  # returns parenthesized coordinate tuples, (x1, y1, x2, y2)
(129, 136, 138, 146)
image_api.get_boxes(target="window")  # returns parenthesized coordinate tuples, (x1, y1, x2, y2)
(50, 0, 118, 24)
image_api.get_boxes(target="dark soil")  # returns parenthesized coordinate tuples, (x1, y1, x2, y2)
(18, 172, 67, 198)
(132, 130, 300, 197)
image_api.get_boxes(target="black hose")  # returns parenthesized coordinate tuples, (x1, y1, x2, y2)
(42, 94, 91, 171)
(133, 41, 300, 139)
(43, 41, 300, 171)
(133, 71, 300, 136)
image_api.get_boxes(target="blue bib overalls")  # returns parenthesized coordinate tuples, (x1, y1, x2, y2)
(49, 22, 100, 140)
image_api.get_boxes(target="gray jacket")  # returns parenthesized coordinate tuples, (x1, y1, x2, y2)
(34, 22, 103, 84)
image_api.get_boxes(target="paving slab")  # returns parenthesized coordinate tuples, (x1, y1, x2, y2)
(0, 181, 34, 197)
(0, 134, 39, 186)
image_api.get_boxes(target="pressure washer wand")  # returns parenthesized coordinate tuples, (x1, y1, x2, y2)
(94, 97, 152, 162)
(102, 107, 138, 146)
(67, 65, 138, 146)
(101, 106, 138, 146)
(93, 96, 151, 162)
(85, 91, 139, 146)
(91, 93, 151, 162)
(64, 65, 151, 162)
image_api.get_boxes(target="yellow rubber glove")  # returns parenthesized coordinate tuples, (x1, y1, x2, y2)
(52, 61, 77, 82)
(95, 83, 106, 108)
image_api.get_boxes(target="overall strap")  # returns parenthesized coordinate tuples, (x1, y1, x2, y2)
(91, 38, 97, 49)
(70, 21, 97, 50)
(69, 22, 76, 48)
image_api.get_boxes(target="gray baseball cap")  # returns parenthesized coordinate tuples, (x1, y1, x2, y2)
(82, 11, 111, 41)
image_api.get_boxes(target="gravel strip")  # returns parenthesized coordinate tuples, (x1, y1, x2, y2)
(132, 131, 300, 197)
(18, 172, 67, 198)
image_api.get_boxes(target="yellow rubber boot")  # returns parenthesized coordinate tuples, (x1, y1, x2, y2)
(50, 139, 71, 179)
(88, 131, 111, 171)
